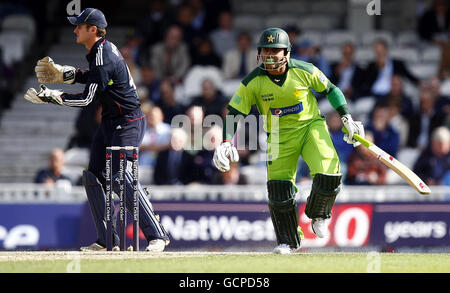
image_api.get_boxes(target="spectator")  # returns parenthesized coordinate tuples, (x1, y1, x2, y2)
(35, 148, 72, 186)
(156, 78, 186, 124)
(188, 0, 209, 34)
(284, 25, 301, 56)
(67, 101, 102, 149)
(380, 75, 415, 120)
(292, 40, 331, 77)
(140, 104, 172, 167)
(381, 75, 415, 147)
(138, 65, 161, 104)
(365, 101, 400, 157)
(345, 133, 387, 185)
(184, 105, 205, 151)
(150, 25, 191, 83)
(175, 4, 200, 49)
(407, 89, 447, 149)
(210, 11, 237, 58)
(136, 0, 172, 50)
(222, 32, 257, 79)
(0, 47, 14, 111)
(212, 162, 248, 185)
(417, 0, 450, 42)
(361, 39, 419, 97)
(413, 126, 450, 185)
(191, 37, 222, 67)
(427, 76, 450, 116)
(190, 79, 228, 116)
(330, 42, 365, 102)
(153, 128, 188, 185)
(120, 37, 142, 85)
(181, 125, 221, 184)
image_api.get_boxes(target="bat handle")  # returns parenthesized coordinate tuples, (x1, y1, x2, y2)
(341, 127, 371, 147)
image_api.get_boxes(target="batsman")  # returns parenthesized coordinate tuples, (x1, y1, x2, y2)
(213, 28, 365, 254)
(23, 8, 169, 251)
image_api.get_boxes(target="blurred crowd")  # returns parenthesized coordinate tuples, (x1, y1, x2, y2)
(0, 0, 448, 187)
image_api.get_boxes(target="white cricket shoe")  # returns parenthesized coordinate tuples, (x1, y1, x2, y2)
(145, 239, 169, 252)
(273, 244, 296, 255)
(80, 242, 106, 251)
(311, 218, 330, 238)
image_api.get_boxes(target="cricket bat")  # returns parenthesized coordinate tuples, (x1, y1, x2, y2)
(342, 127, 431, 194)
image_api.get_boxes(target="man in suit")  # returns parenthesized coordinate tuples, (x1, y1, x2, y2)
(361, 39, 419, 97)
(222, 32, 257, 79)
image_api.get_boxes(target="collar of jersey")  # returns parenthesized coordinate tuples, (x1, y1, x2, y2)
(264, 64, 289, 87)
(86, 37, 106, 61)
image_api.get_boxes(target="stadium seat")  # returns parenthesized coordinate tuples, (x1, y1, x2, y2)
(233, 15, 264, 33)
(324, 30, 358, 46)
(421, 46, 442, 63)
(407, 63, 439, 80)
(182, 66, 224, 101)
(310, 1, 345, 15)
(221, 79, 241, 98)
(0, 32, 27, 66)
(361, 31, 394, 47)
(352, 96, 376, 124)
(396, 31, 419, 47)
(296, 31, 324, 46)
(355, 47, 375, 64)
(1, 14, 36, 48)
(390, 47, 420, 63)
(321, 46, 341, 63)
(237, 0, 273, 15)
(264, 15, 299, 30)
(274, 1, 307, 14)
(298, 15, 338, 31)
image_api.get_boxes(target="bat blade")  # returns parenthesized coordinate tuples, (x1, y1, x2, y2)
(366, 144, 431, 194)
(342, 127, 431, 194)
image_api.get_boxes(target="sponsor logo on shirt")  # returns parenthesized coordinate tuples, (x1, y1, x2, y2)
(270, 102, 303, 117)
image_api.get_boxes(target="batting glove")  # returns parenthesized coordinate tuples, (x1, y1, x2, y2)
(341, 114, 365, 147)
(213, 141, 239, 172)
(24, 84, 64, 106)
(35, 56, 76, 84)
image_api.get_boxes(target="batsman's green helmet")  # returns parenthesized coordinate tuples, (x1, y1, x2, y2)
(257, 27, 291, 52)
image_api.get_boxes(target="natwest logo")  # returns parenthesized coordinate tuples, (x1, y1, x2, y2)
(0, 225, 40, 249)
(161, 215, 275, 242)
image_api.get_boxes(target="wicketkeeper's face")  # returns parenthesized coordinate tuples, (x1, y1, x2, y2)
(74, 24, 93, 45)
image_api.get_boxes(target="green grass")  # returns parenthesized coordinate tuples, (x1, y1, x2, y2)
(2, 252, 450, 273)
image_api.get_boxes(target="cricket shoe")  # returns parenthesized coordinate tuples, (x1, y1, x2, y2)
(145, 239, 170, 252)
(80, 242, 106, 251)
(311, 218, 330, 238)
(273, 244, 298, 255)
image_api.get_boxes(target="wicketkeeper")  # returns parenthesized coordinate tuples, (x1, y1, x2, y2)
(213, 28, 365, 254)
(24, 8, 170, 251)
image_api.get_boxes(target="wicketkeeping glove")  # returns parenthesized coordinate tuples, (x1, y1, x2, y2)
(35, 56, 76, 84)
(24, 84, 64, 106)
(213, 141, 239, 172)
(341, 114, 365, 147)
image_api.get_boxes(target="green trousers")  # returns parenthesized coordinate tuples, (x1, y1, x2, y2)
(266, 117, 340, 189)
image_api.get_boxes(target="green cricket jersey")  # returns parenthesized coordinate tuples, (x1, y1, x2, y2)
(227, 58, 347, 134)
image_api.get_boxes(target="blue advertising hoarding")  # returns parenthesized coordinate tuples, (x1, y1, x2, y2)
(1, 202, 450, 250)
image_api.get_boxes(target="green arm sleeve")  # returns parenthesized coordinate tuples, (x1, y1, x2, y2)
(325, 86, 349, 116)
(223, 105, 247, 142)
